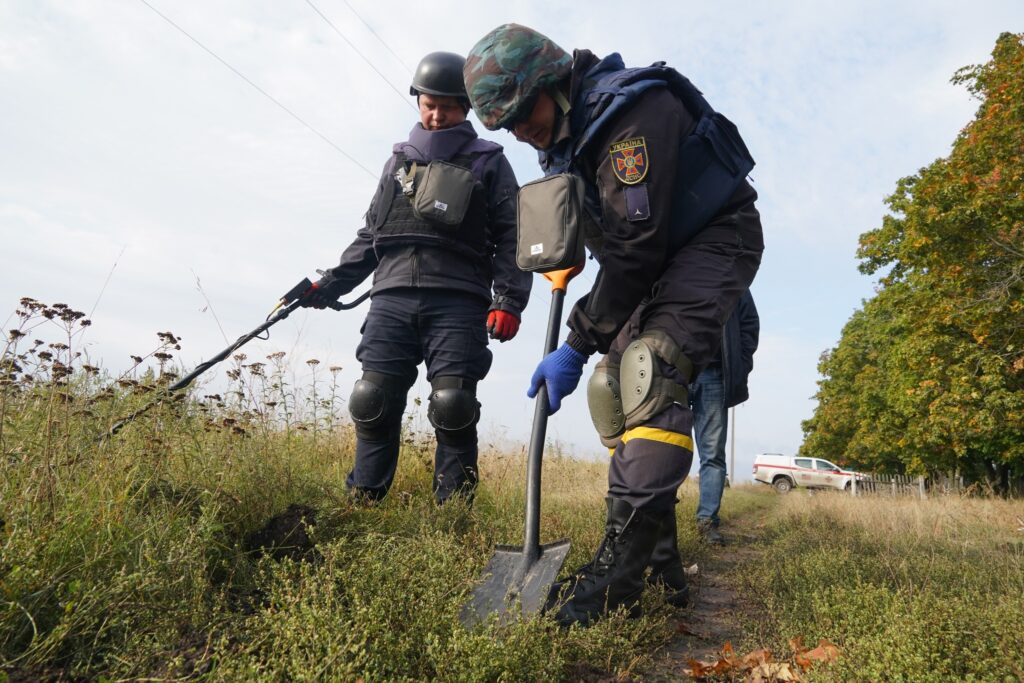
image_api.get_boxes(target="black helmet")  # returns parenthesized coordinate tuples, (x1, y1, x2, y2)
(410, 51, 468, 99)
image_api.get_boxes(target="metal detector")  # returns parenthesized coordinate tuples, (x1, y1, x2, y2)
(103, 278, 368, 439)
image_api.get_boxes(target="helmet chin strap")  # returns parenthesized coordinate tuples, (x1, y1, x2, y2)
(552, 88, 572, 114)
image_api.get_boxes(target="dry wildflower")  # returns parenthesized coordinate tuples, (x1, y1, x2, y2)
(38, 351, 53, 361)
(306, 358, 321, 367)
(233, 353, 247, 363)
(8, 329, 26, 340)
(267, 351, 286, 361)
(329, 365, 343, 374)
(153, 352, 173, 362)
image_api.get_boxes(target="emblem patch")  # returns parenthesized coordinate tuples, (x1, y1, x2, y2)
(609, 137, 649, 185)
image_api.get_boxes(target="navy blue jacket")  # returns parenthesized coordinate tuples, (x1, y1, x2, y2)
(716, 290, 759, 407)
(539, 51, 762, 355)
(321, 121, 531, 317)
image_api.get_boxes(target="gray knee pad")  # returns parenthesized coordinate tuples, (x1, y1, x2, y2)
(587, 357, 625, 448)
(620, 330, 693, 429)
(427, 377, 480, 433)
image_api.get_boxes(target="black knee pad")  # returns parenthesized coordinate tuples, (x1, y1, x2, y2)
(427, 377, 480, 436)
(350, 371, 405, 440)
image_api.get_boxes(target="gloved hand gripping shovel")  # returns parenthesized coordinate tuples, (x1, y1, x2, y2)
(102, 278, 369, 440)
(461, 266, 580, 626)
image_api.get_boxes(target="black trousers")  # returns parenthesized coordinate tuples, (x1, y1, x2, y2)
(605, 221, 762, 510)
(345, 288, 492, 502)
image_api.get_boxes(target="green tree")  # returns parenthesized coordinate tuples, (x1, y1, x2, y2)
(802, 33, 1024, 490)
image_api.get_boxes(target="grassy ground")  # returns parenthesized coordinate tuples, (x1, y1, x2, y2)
(734, 490, 1024, 682)
(1, 299, 691, 681)
(4, 300, 1024, 681)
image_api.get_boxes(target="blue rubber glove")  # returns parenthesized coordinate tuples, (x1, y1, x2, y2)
(527, 343, 588, 414)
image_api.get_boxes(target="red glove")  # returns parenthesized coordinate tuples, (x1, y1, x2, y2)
(486, 310, 520, 342)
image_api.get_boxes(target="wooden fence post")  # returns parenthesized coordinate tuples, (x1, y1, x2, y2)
(918, 475, 926, 500)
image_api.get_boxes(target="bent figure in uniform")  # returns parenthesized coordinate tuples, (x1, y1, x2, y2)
(304, 51, 531, 504)
(464, 25, 764, 626)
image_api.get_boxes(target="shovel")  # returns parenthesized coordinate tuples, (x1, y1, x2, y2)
(461, 266, 580, 626)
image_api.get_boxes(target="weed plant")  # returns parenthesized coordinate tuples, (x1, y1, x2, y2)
(1, 299, 681, 681)
(740, 490, 1024, 682)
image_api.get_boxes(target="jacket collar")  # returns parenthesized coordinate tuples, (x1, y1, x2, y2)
(398, 121, 478, 163)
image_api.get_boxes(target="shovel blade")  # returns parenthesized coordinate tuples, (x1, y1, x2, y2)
(460, 539, 571, 627)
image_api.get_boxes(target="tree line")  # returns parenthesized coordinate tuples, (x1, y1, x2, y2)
(800, 33, 1024, 493)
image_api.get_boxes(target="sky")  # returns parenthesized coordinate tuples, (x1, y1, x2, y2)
(2, 1, 1022, 481)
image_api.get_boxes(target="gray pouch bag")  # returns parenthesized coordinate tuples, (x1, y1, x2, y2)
(411, 160, 475, 228)
(516, 173, 586, 272)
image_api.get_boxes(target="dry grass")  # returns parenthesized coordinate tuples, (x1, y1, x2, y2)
(741, 489, 1024, 682)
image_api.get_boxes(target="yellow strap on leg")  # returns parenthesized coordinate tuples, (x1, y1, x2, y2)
(620, 426, 694, 452)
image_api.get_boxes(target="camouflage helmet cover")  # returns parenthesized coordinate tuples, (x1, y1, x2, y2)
(464, 24, 572, 131)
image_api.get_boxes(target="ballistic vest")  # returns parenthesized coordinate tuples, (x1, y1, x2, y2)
(540, 54, 755, 250)
(372, 151, 491, 258)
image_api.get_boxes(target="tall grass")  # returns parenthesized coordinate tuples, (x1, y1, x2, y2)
(740, 491, 1024, 682)
(1, 298, 686, 681)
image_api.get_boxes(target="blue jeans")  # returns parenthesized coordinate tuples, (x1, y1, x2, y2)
(690, 365, 727, 525)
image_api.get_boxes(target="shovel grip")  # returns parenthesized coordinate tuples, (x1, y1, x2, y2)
(542, 264, 583, 293)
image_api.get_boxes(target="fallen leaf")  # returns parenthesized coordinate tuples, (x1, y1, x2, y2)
(794, 639, 841, 670)
(686, 658, 712, 678)
(742, 648, 774, 667)
(750, 662, 803, 682)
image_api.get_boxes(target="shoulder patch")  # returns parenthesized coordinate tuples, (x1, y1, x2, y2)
(609, 137, 649, 185)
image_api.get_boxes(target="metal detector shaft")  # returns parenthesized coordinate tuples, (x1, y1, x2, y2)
(103, 290, 369, 439)
(522, 286, 564, 562)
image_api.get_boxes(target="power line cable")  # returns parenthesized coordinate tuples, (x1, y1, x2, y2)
(339, 0, 413, 74)
(137, 0, 376, 178)
(302, 0, 416, 111)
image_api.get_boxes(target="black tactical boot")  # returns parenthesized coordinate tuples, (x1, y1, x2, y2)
(547, 497, 665, 628)
(697, 518, 726, 546)
(647, 512, 691, 607)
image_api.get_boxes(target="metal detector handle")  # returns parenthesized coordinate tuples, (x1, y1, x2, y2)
(324, 290, 371, 311)
(522, 265, 581, 559)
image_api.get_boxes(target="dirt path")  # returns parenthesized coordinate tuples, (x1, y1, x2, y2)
(647, 506, 773, 680)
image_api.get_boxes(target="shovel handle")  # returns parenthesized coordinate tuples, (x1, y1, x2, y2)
(542, 264, 583, 294)
(523, 270, 579, 558)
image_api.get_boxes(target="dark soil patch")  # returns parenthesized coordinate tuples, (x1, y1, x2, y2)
(243, 503, 319, 561)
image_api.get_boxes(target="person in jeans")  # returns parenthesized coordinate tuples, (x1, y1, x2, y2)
(690, 289, 759, 544)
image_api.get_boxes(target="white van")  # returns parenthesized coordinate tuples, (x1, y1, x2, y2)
(752, 453, 863, 493)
